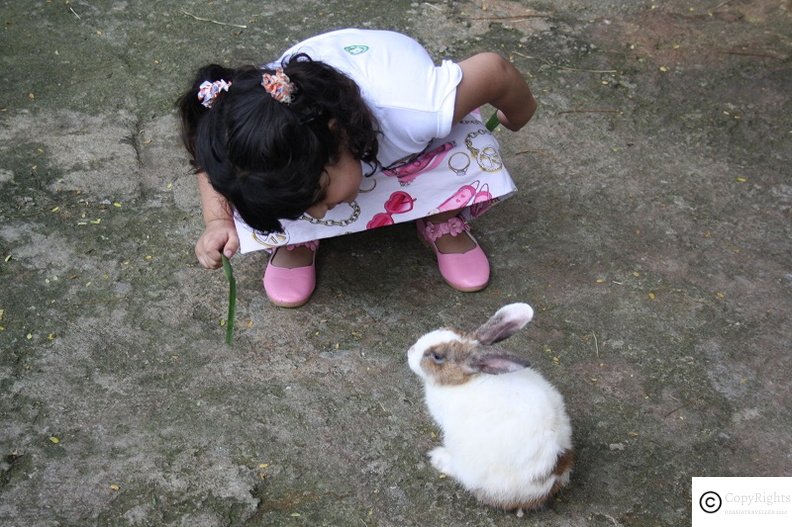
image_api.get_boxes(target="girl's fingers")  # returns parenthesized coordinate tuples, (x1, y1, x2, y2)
(223, 237, 239, 258)
(197, 248, 222, 270)
(208, 251, 222, 269)
(196, 226, 237, 268)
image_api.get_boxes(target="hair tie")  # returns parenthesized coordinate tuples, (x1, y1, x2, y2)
(261, 68, 295, 105)
(197, 79, 231, 109)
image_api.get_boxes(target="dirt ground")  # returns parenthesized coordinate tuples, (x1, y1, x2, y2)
(1, 1, 790, 526)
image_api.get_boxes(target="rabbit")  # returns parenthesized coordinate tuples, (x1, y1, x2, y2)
(407, 303, 573, 516)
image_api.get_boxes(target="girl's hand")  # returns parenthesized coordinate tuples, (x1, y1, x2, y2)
(195, 218, 239, 269)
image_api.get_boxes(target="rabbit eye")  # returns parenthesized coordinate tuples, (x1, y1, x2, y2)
(429, 351, 446, 364)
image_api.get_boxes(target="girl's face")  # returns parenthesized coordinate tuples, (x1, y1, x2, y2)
(305, 146, 362, 219)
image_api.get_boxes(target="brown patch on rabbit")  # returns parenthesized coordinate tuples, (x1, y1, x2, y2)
(420, 339, 478, 386)
(553, 449, 574, 478)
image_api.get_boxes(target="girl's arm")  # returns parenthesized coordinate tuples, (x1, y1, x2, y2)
(453, 53, 537, 131)
(195, 171, 239, 269)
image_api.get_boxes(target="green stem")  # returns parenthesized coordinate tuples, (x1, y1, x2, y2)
(221, 255, 236, 345)
(485, 111, 500, 132)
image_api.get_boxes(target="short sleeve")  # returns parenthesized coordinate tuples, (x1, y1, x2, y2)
(276, 29, 464, 166)
(370, 58, 462, 164)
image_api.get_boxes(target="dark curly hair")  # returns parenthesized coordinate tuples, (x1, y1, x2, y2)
(177, 54, 380, 233)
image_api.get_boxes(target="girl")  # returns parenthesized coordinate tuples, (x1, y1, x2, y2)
(178, 29, 536, 308)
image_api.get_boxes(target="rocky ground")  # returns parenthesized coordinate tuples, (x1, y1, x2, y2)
(1, 1, 790, 526)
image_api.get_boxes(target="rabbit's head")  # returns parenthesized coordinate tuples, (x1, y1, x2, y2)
(408, 303, 534, 386)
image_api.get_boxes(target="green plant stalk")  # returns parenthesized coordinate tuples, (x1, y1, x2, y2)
(221, 254, 236, 345)
(485, 111, 500, 132)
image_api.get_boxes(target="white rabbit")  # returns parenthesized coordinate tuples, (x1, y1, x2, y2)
(407, 303, 573, 515)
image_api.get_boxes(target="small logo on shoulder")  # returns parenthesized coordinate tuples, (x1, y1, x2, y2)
(344, 45, 369, 55)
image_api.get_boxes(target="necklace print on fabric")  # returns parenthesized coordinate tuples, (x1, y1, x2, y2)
(465, 129, 503, 172)
(299, 200, 361, 227)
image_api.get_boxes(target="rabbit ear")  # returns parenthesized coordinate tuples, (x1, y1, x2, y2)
(466, 351, 530, 375)
(474, 303, 534, 345)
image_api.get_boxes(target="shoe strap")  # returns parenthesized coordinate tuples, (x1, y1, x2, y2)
(422, 216, 470, 242)
(285, 240, 319, 252)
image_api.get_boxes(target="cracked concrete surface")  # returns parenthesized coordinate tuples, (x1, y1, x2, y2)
(1, 0, 791, 526)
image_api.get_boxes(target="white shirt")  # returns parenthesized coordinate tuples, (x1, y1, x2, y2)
(275, 29, 463, 166)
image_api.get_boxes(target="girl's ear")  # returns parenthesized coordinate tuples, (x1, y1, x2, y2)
(474, 303, 534, 345)
(326, 118, 346, 144)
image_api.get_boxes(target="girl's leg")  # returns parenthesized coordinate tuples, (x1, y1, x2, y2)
(269, 244, 314, 268)
(424, 210, 476, 254)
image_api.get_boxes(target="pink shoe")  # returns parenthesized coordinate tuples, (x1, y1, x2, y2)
(263, 241, 318, 308)
(416, 216, 490, 292)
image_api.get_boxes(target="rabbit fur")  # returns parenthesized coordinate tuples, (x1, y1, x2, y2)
(407, 303, 573, 514)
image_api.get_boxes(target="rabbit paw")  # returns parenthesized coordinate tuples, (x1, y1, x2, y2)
(428, 447, 454, 476)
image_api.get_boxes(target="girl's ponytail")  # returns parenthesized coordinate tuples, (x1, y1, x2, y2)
(176, 64, 235, 166)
